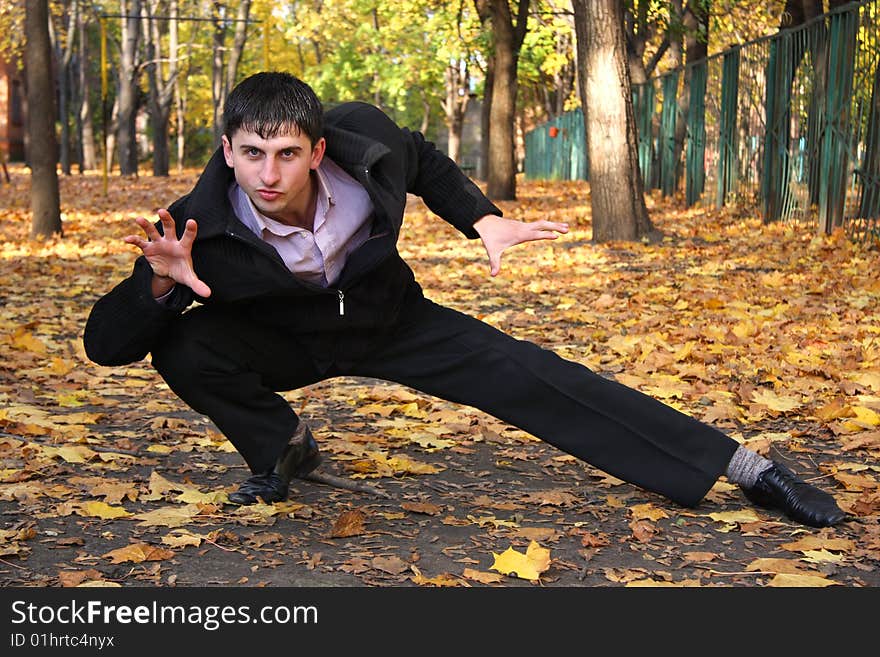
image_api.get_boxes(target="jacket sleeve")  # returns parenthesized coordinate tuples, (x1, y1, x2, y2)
(82, 200, 195, 366)
(402, 128, 503, 239)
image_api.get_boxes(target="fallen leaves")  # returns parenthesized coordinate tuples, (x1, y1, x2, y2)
(490, 541, 551, 581)
(767, 573, 838, 587)
(1, 174, 877, 588)
(706, 509, 762, 526)
(103, 543, 175, 564)
(132, 504, 203, 528)
(328, 509, 367, 538)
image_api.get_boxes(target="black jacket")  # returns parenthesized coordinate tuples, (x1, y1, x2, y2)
(83, 102, 502, 366)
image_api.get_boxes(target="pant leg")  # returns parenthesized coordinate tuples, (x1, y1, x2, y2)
(350, 298, 739, 507)
(151, 305, 325, 474)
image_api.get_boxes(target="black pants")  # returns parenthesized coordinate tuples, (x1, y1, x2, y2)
(151, 297, 738, 507)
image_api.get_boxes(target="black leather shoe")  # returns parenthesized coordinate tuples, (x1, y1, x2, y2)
(228, 471, 289, 505)
(227, 423, 322, 506)
(742, 462, 846, 527)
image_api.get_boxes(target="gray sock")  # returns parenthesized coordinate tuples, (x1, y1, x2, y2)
(724, 445, 774, 488)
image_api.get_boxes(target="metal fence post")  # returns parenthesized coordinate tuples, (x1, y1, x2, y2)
(633, 82, 656, 190)
(686, 61, 708, 206)
(660, 71, 680, 196)
(717, 48, 740, 207)
(818, 8, 858, 232)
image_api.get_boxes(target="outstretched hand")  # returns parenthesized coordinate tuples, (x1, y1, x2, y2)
(123, 208, 212, 298)
(473, 214, 569, 277)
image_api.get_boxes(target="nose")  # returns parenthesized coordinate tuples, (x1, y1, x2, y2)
(260, 158, 280, 186)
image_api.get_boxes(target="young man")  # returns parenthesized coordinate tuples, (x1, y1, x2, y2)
(84, 72, 845, 528)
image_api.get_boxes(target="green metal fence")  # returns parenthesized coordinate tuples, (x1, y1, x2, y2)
(524, 0, 880, 245)
(523, 109, 588, 181)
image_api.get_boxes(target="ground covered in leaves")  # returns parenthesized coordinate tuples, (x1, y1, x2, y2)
(1, 169, 878, 588)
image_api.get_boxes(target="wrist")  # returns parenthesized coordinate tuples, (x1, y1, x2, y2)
(473, 214, 499, 235)
(151, 273, 175, 298)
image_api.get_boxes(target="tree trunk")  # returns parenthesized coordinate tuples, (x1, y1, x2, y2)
(25, 0, 62, 238)
(77, 10, 96, 171)
(117, 0, 141, 176)
(174, 11, 198, 172)
(50, 2, 78, 176)
(573, 0, 654, 242)
(144, 0, 180, 176)
(224, 1, 251, 98)
(474, 0, 493, 181)
(212, 3, 225, 146)
(212, 1, 251, 146)
(483, 0, 529, 200)
(444, 60, 470, 164)
(478, 58, 493, 181)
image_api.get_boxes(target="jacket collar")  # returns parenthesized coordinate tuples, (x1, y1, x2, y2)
(324, 124, 390, 170)
(185, 148, 239, 239)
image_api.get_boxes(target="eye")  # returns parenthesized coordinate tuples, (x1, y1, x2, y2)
(280, 149, 296, 159)
(245, 147, 261, 158)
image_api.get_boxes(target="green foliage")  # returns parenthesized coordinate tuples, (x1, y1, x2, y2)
(4, 0, 839, 166)
(0, 0, 24, 66)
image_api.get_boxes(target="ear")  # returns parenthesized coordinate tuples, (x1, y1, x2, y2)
(221, 135, 234, 168)
(310, 137, 326, 170)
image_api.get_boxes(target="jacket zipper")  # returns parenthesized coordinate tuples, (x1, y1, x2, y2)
(225, 229, 347, 316)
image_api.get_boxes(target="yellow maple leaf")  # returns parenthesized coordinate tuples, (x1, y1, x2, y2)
(142, 471, 183, 501)
(746, 558, 809, 575)
(849, 371, 880, 392)
(232, 502, 283, 520)
(10, 330, 48, 355)
(630, 503, 669, 521)
(77, 501, 132, 519)
(161, 529, 206, 548)
(780, 537, 855, 552)
(800, 549, 845, 564)
(55, 392, 87, 408)
(103, 543, 174, 564)
(133, 504, 201, 527)
(176, 488, 228, 505)
(408, 434, 455, 450)
(397, 402, 427, 418)
(751, 389, 802, 412)
(851, 406, 880, 426)
(768, 573, 837, 587)
(42, 444, 97, 464)
(490, 541, 551, 581)
(707, 509, 761, 524)
(385, 454, 444, 475)
(46, 357, 77, 376)
(50, 411, 104, 425)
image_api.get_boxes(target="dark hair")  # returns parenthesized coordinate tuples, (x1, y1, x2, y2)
(222, 72, 323, 144)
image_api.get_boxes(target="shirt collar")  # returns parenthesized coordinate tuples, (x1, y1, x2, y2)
(313, 163, 335, 231)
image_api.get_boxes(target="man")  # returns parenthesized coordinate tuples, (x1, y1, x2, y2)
(84, 72, 845, 528)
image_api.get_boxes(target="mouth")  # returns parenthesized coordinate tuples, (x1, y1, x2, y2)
(257, 190, 282, 202)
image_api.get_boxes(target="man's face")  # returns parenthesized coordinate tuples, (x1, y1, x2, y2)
(222, 126, 326, 226)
